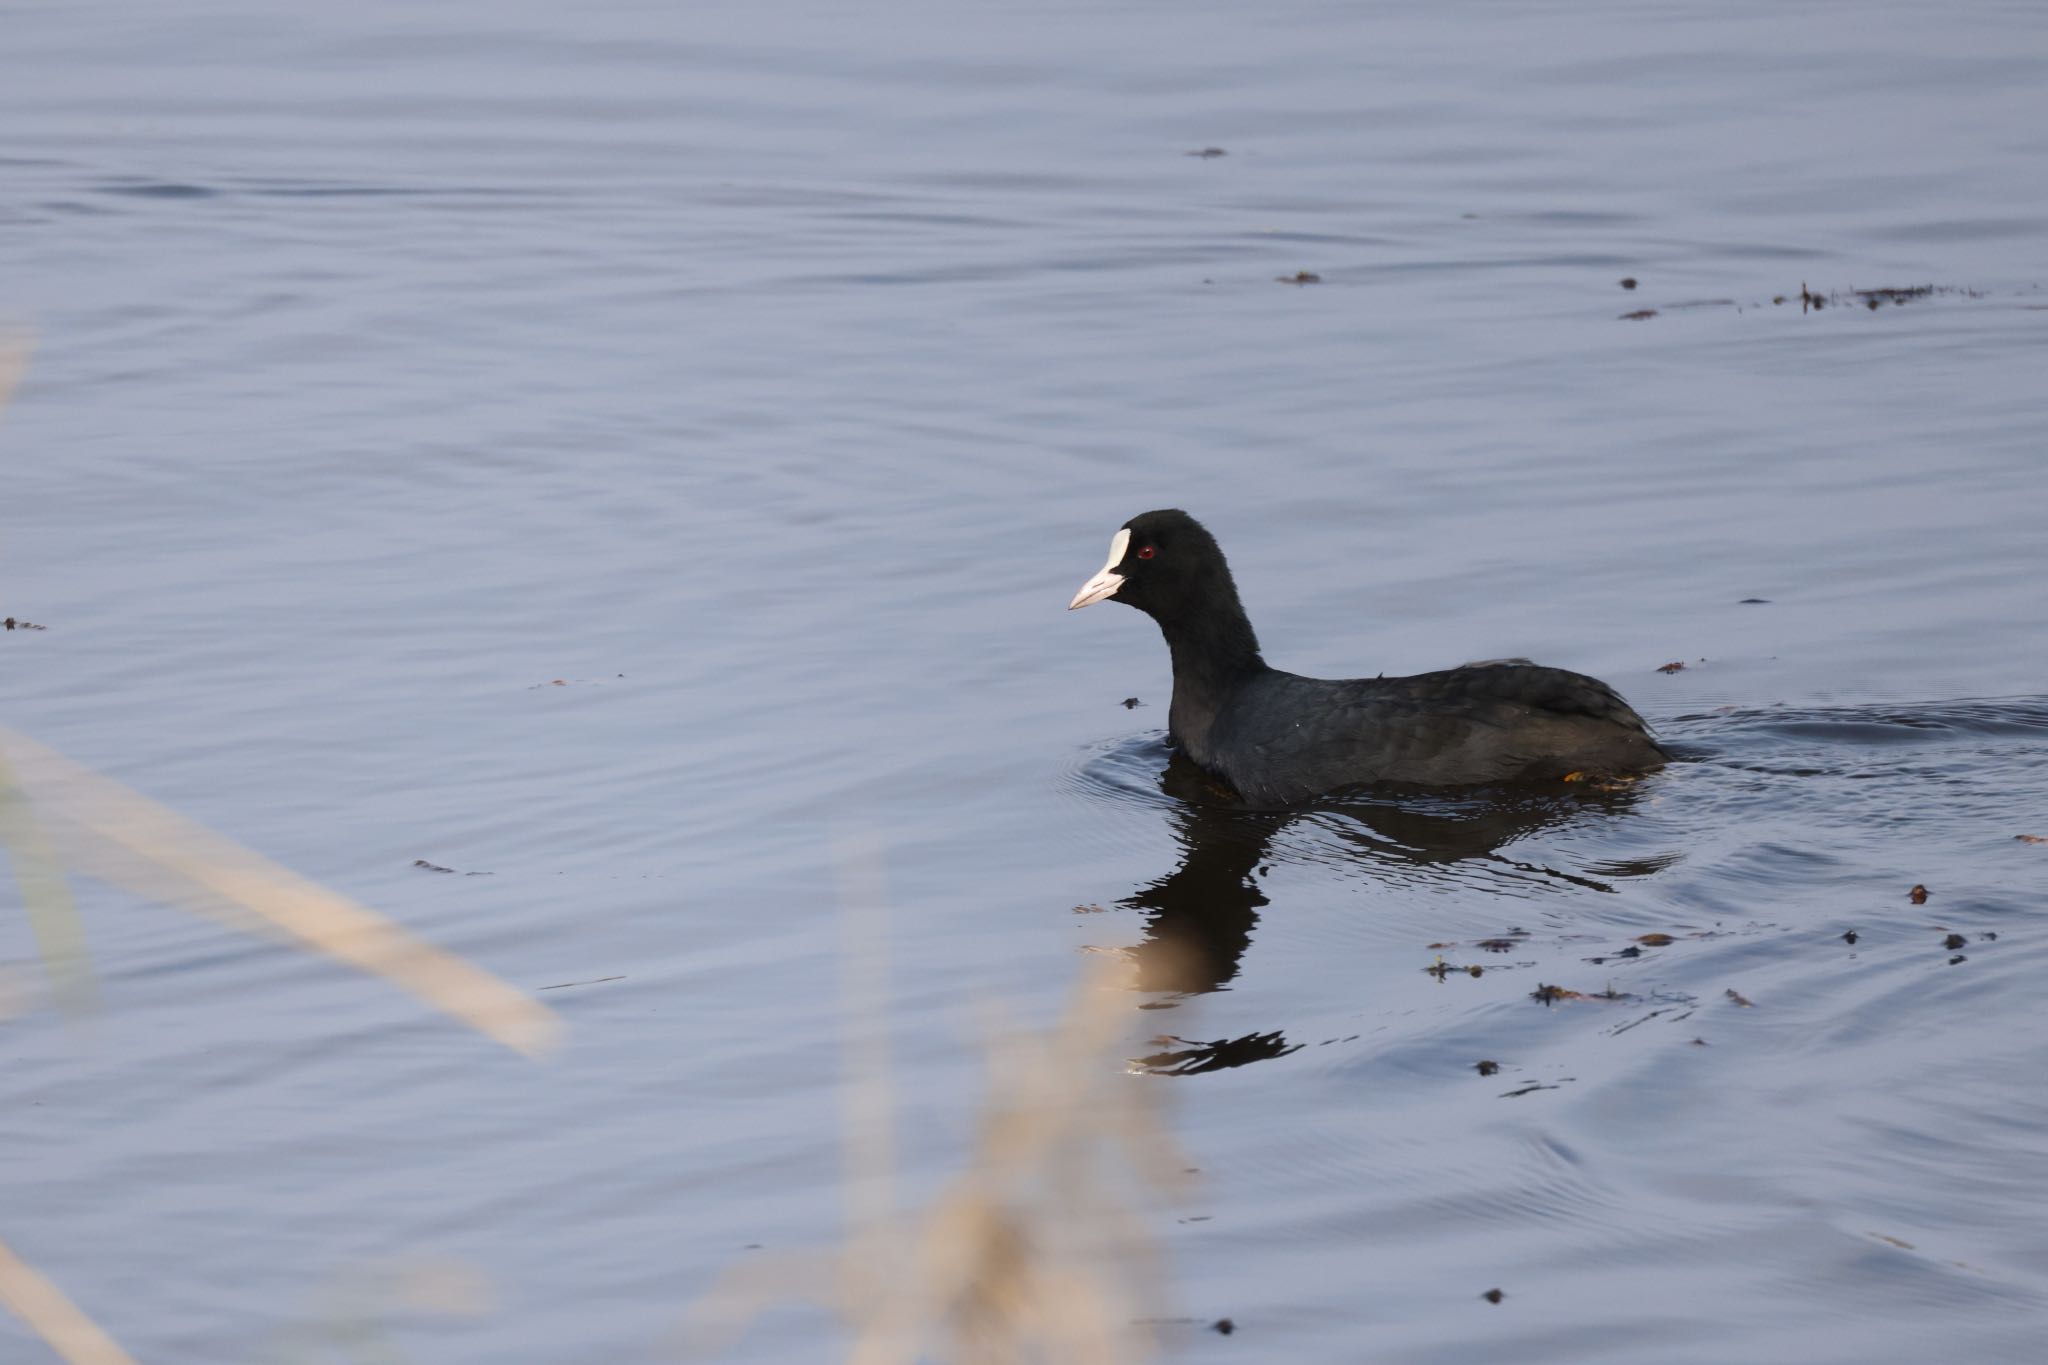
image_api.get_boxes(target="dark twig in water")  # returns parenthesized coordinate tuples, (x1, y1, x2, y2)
(413, 858, 492, 876)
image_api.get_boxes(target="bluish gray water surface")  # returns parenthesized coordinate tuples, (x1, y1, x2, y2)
(4, 1, 2047, 1361)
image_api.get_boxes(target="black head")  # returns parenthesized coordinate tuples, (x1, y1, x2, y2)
(1067, 509, 1246, 630)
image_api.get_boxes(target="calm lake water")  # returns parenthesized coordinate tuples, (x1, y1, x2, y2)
(5, 1, 2048, 1361)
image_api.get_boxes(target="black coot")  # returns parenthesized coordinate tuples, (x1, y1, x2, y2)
(1068, 509, 1667, 804)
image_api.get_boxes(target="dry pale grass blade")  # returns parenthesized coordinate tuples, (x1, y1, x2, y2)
(0, 750, 99, 1016)
(260, 1257, 495, 1364)
(688, 952, 1189, 1365)
(0, 1233, 139, 1365)
(678, 1250, 845, 1360)
(836, 835, 899, 1249)
(0, 727, 559, 1057)
(0, 964, 32, 1021)
(0, 326, 30, 415)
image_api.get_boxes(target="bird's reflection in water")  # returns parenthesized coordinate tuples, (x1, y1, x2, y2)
(1123, 754, 1656, 1075)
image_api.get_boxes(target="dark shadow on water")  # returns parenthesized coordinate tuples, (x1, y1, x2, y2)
(1119, 752, 1651, 1075)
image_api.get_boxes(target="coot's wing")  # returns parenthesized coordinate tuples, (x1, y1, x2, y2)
(1230, 664, 1663, 798)
(1410, 661, 1659, 735)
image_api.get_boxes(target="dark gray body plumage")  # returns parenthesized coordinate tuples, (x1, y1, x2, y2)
(1175, 660, 1666, 806)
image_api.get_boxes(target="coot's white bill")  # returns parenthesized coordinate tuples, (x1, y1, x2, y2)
(1068, 527, 1130, 610)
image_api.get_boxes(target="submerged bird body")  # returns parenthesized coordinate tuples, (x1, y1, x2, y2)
(1069, 510, 1665, 805)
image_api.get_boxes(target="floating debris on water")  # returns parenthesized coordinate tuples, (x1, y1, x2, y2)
(1656, 660, 1687, 674)
(413, 858, 492, 876)
(1788, 282, 1983, 314)
(1276, 271, 1321, 285)
(1585, 930, 1699, 964)
(1561, 769, 1641, 792)
(1619, 309, 1658, 321)
(1943, 933, 1967, 951)
(1725, 989, 1754, 1007)
(1530, 983, 1635, 1005)
(1186, 147, 1227, 159)
(1475, 1060, 1499, 1076)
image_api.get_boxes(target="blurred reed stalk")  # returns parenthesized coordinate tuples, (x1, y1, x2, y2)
(0, 747, 96, 1015)
(3, 330, 558, 1361)
(0, 1238, 139, 1365)
(0, 327, 29, 411)
(260, 1257, 493, 1365)
(0, 727, 559, 1057)
(686, 838, 1190, 1365)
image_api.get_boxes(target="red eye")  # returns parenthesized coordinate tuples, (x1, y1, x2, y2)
(1138, 545, 1156, 560)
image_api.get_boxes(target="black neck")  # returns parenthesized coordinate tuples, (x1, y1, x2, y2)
(1158, 595, 1264, 759)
